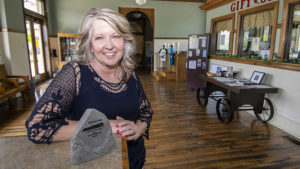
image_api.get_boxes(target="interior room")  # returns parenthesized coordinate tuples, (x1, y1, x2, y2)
(0, 0, 300, 168)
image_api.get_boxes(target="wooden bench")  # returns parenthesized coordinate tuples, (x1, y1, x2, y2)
(0, 64, 30, 103)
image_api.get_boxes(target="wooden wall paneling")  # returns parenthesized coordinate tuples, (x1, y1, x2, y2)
(229, 14, 235, 56)
(175, 53, 187, 81)
(235, 13, 241, 55)
(269, 1, 279, 61)
(0, 29, 26, 34)
(209, 55, 300, 72)
(210, 17, 215, 55)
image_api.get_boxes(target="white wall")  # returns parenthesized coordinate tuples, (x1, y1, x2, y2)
(0, 31, 30, 76)
(207, 0, 300, 139)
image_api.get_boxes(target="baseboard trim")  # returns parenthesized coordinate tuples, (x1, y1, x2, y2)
(246, 111, 300, 139)
(269, 114, 300, 140)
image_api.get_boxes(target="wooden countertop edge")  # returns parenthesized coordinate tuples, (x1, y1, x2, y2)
(121, 136, 129, 169)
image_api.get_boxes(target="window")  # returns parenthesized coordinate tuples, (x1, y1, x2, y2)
(235, 2, 278, 60)
(24, 0, 44, 16)
(211, 14, 235, 56)
(285, 3, 300, 60)
(240, 10, 273, 59)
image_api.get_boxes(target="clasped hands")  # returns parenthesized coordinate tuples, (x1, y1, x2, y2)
(110, 116, 142, 141)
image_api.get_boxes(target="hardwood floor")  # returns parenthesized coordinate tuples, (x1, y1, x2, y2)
(0, 80, 49, 137)
(139, 74, 300, 169)
(0, 74, 299, 168)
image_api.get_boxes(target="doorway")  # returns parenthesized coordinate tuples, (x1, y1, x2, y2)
(25, 16, 47, 83)
(119, 8, 154, 72)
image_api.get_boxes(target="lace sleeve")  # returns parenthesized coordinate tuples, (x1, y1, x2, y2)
(25, 62, 81, 144)
(133, 72, 153, 139)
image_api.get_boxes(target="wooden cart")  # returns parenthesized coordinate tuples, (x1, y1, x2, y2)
(197, 75, 278, 124)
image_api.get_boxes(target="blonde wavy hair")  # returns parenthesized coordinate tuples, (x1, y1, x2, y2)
(74, 8, 136, 81)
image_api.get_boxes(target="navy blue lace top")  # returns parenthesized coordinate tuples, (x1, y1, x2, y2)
(26, 62, 153, 169)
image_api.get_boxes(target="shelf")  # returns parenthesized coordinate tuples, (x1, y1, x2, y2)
(57, 33, 77, 67)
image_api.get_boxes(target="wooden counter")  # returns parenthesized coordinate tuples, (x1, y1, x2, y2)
(175, 53, 187, 81)
(0, 134, 128, 169)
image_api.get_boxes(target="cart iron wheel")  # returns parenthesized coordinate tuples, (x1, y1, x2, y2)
(255, 98, 274, 122)
(197, 88, 208, 107)
(216, 98, 234, 124)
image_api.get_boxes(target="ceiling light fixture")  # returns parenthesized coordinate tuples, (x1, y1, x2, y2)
(135, 0, 147, 6)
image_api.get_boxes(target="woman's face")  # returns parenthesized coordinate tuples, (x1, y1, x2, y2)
(91, 19, 124, 68)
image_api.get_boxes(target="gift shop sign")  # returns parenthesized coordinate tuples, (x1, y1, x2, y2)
(231, 0, 274, 12)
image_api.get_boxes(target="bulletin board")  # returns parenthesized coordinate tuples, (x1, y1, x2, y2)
(187, 34, 210, 90)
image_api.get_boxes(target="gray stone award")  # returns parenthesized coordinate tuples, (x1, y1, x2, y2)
(70, 109, 116, 165)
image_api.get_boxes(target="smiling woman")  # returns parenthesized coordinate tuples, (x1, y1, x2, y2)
(26, 8, 153, 169)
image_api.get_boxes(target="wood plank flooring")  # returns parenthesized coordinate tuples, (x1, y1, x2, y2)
(139, 73, 300, 169)
(0, 81, 49, 137)
(0, 73, 299, 168)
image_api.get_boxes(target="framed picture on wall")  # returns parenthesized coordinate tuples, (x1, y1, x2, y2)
(250, 71, 265, 84)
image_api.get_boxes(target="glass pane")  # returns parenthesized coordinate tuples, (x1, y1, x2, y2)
(217, 30, 230, 52)
(288, 4, 300, 59)
(241, 26, 272, 59)
(24, 0, 44, 15)
(241, 10, 273, 59)
(34, 22, 45, 74)
(60, 37, 76, 62)
(26, 20, 35, 77)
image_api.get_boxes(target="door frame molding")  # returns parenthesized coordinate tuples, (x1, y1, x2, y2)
(119, 7, 154, 70)
(119, 7, 154, 29)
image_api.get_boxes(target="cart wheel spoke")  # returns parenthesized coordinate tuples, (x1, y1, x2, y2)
(197, 88, 208, 107)
(255, 98, 274, 122)
(216, 98, 233, 124)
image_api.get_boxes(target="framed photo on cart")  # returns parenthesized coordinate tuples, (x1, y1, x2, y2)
(250, 71, 265, 84)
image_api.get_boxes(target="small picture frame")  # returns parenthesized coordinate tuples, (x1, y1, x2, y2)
(197, 59, 202, 67)
(250, 71, 265, 84)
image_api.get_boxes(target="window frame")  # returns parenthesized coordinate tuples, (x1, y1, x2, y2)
(22, 0, 51, 81)
(210, 13, 235, 56)
(279, 0, 300, 61)
(235, 1, 279, 60)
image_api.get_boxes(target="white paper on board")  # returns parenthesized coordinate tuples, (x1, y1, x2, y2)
(199, 37, 206, 47)
(188, 60, 197, 69)
(189, 35, 199, 49)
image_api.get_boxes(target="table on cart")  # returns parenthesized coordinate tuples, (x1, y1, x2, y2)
(197, 75, 278, 123)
